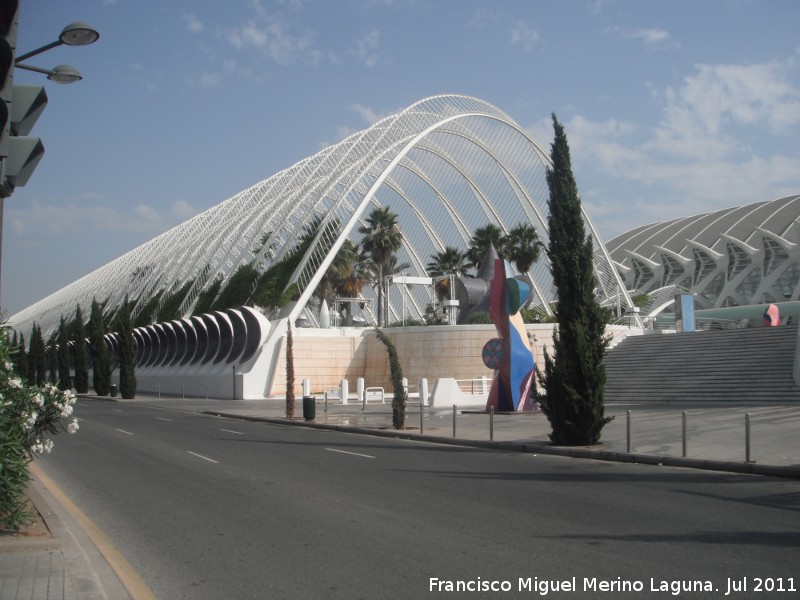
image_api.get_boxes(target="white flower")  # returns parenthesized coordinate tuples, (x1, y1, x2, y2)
(31, 439, 44, 454)
(33, 392, 45, 407)
(44, 439, 54, 453)
(24, 411, 38, 430)
(67, 418, 79, 434)
(60, 403, 74, 418)
(8, 377, 22, 389)
(4, 361, 12, 370)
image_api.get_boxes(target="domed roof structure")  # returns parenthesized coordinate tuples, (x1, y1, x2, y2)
(10, 94, 630, 338)
(607, 194, 800, 312)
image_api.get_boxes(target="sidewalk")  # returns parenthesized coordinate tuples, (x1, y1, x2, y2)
(2, 393, 798, 599)
(0, 465, 132, 600)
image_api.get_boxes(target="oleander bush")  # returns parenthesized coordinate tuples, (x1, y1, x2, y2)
(0, 327, 79, 532)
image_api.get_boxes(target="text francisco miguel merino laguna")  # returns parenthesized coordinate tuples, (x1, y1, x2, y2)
(429, 576, 796, 595)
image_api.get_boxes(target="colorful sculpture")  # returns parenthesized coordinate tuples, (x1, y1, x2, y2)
(482, 258, 536, 412)
(763, 303, 780, 326)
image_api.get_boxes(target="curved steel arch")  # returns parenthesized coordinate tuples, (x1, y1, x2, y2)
(9, 94, 630, 338)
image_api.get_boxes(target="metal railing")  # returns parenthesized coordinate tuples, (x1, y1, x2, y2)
(454, 377, 492, 394)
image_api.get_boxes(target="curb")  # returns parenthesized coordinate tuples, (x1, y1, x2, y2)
(202, 411, 800, 479)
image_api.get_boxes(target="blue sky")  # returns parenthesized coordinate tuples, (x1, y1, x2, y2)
(3, 0, 799, 316)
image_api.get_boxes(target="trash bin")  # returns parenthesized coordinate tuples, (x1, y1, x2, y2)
(110, 384, 117, 398)
(302, 395, 315, 421)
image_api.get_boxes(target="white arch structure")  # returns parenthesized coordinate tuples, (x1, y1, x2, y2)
(10, 95, 630, 340)
(607, 194, 800, 312)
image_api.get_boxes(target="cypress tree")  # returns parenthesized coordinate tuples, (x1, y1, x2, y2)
(90, 299, 112, 396)
(15, 332, 28, 382)
(375, 328, 407, 430)
(117, 296, 137, 399)
(48, 335, 58, 385)
(34, 325, 47, 386)
(57, 317, 71, 390)
(26, 325, 37, 383)
(73, 305, 90, 393)
(285, 321, 295, 418)
(538, 114, 612, 446)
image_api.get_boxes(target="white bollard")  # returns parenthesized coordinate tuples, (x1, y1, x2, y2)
(340, 378, 349, 405)
(303, 378, 311, 397)
(418, 378, 429, 407)
(357, 377, 365, 407)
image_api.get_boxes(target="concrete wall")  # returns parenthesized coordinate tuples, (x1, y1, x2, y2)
(123, 322, 639, 400)
(269, 324, 565, 397)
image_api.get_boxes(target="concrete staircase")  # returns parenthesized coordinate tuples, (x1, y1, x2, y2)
(603, 325, 800, 403)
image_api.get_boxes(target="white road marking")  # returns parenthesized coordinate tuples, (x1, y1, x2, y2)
(111, 409, 123, 413)
(116, 429, 134, 435)
(325, 448, 376, 459)
(220, 428, 244, 435)
(187, 451, 219, 464)
(155, 417, 172, 422)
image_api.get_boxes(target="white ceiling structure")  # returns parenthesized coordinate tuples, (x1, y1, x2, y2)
(10, 94, 630, 338)
(607, 194, 800, 311)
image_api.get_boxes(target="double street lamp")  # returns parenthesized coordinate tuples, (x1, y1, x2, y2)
(14, 21, 99, 83)
(0, 10, 100, 310)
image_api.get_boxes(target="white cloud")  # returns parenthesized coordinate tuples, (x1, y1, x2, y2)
(510, 20, 540, 51)
(628, 28, 672, 45)
(349, 103, 384, 125)
(355, 30, 381, 67)
(607, 26, 679, 50)
(223, 9, 318, 65)
(171, 199, 199, 221)
(200, 72, 220, 87)
(536, 56, 800, 232)
(184, 13, 204, 34)
(8, 199, 197, 238)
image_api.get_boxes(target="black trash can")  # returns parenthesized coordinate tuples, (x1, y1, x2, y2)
(110, 384, 117, 398)
(302, 395, 315, 421)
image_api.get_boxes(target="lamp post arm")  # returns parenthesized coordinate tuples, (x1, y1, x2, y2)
(14, 63, 55, 76)
(15, 41, 63, 64)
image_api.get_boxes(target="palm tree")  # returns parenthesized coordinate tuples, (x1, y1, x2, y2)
(506, 223, 543, 273)
(427, 245, 469, 301)
(327, 240, 372, 325)
(364, 254, 411, 325)
(358, 206, 404, 326)
(467, 223, 506, 269)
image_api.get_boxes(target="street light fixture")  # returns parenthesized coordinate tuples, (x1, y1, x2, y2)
(14, 21, 100, 63)
(0, 13, 100, 309)
(14, 21, 99, 84)
(14, 62, 83, 83)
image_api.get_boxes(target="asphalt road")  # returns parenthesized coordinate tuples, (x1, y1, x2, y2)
(36, 398, 799, 599)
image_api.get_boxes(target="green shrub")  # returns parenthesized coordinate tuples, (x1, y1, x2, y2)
(1, 328, 80, 532)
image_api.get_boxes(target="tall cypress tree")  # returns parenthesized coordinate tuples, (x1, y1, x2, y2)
(15, 332, 28, 382)
(26, 325, 38, 383)
(89, 299, 112, 396)
(538, 114, 612, 446)
(48, 335, 58, 385)
(57, 317, 71, 390)
(117, 296, 137, 399)
(73, 304, 90, 393)
(34, 325, 47, 386)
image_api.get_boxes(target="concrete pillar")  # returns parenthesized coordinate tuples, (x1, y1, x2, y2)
(357, 377, 365, 404)
(419, 377, 429, 406)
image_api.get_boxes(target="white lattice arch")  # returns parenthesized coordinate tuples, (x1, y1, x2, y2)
(10, 95, 631, 338)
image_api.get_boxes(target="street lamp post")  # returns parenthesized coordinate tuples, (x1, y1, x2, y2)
(0, 10, 99, 310)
